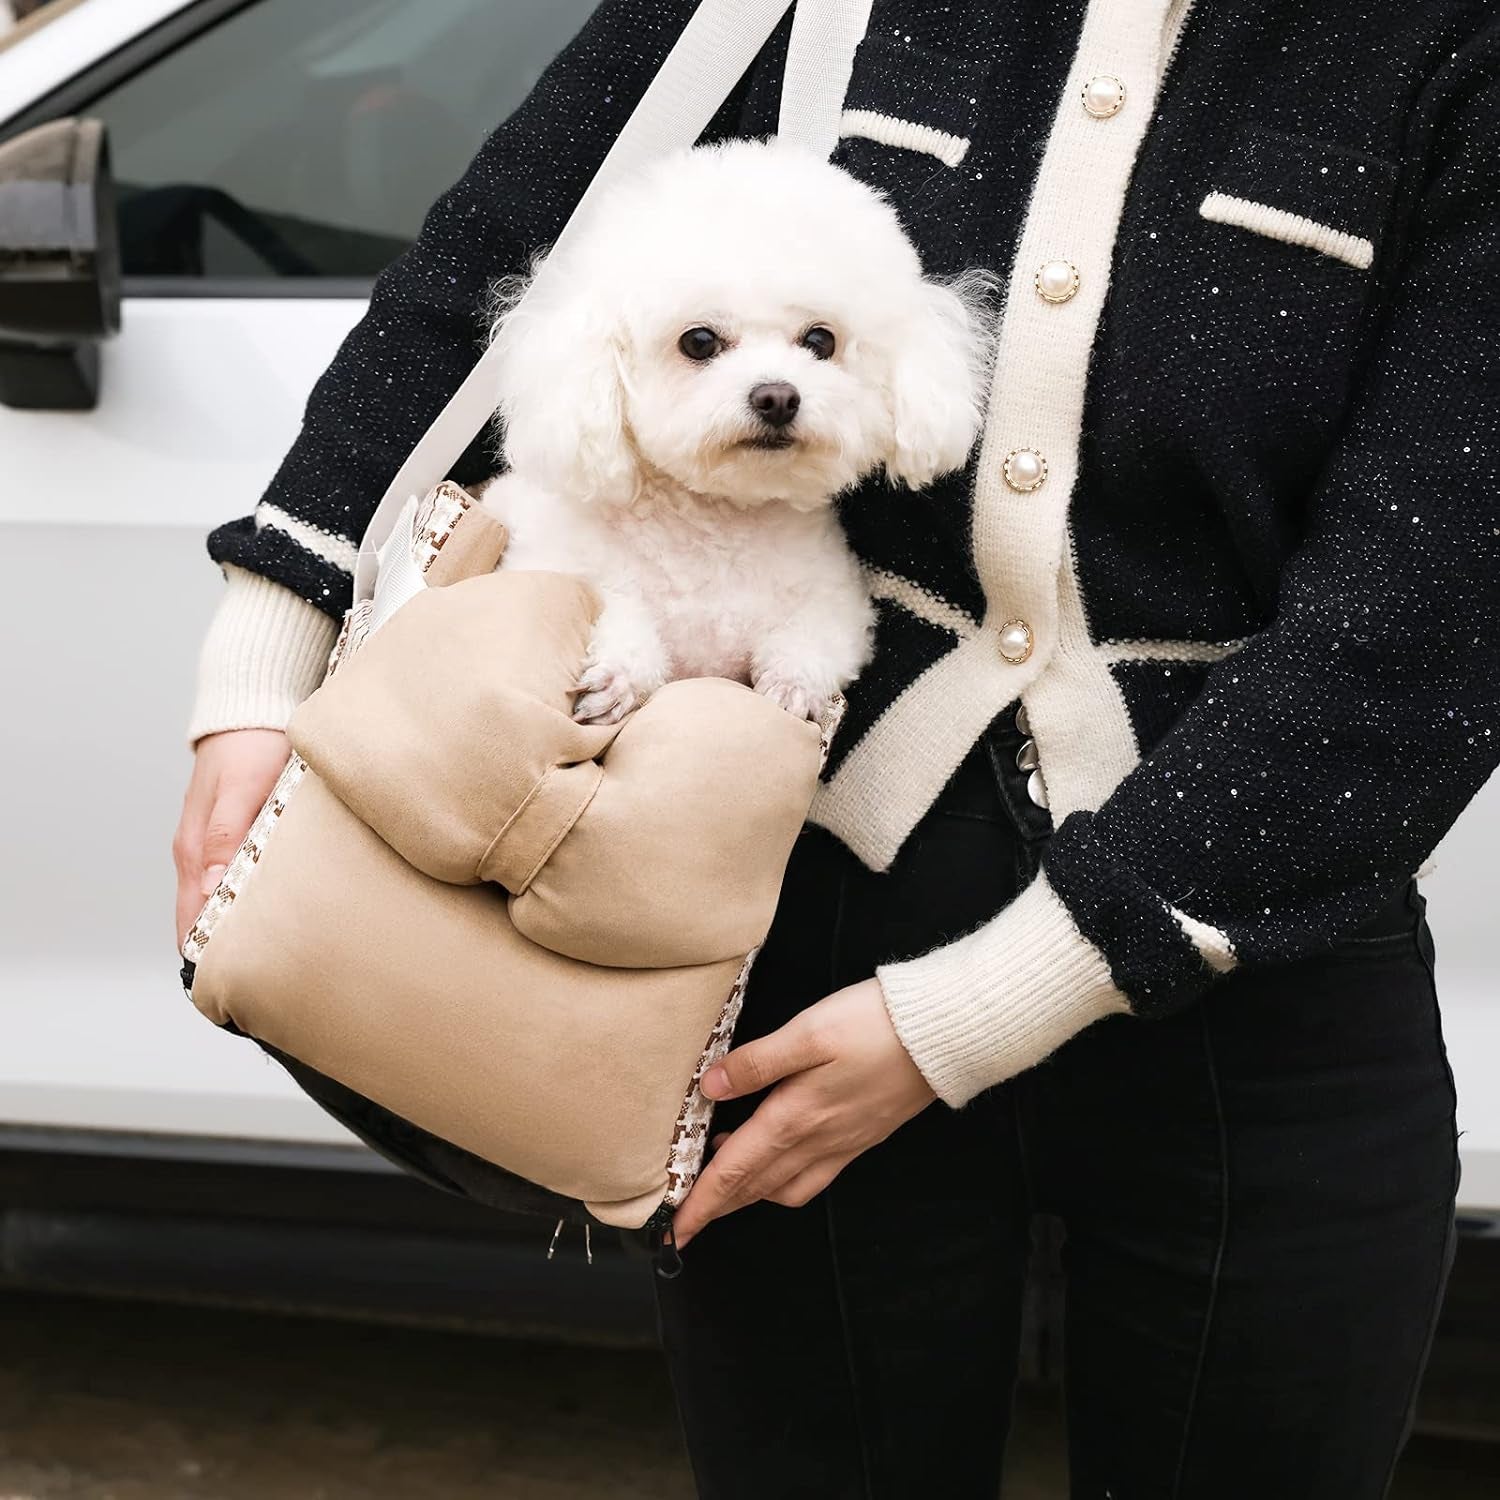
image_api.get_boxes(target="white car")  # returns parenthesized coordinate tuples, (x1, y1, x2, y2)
(0, 0, 1495, 1322)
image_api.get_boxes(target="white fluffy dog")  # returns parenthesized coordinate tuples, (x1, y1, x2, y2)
(480, 139, 989, 725)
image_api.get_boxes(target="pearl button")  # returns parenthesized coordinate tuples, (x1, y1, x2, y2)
(1015, 702, 1031, 735)
(1027, 769, 1050, 810)
(998, 620, 1034, 664)
(1016, 738, 1040, 772)
(1003, 448, 1047, 492)
(1082, 74, 1126, 118)
(1036, 260, 1080, 304)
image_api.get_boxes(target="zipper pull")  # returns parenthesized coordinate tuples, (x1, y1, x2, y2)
(653, 1223, 684, 1280)
(546, 1217, 565, 1261)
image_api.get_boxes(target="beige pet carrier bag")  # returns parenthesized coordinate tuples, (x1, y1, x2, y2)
(181, 0, 873, 1254)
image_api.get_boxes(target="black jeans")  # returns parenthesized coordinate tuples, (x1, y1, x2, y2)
(654, 745, 1459, 1499)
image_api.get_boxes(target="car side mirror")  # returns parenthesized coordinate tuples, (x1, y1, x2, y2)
(0, 117, 122, 411)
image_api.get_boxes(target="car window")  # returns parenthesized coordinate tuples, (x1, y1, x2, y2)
(81, 0, 601, 284)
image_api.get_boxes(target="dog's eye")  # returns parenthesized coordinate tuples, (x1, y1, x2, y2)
(678, 326, 723, 362)
(799, 325, 837, 360)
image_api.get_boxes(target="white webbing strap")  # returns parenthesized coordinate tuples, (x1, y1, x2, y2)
(354, 0, 872, 606)
(780, 0, 873, 158)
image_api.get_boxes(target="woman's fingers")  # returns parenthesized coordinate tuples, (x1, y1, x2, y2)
(674, 1094, 817, 1247)
(677, 1114, 851, 1245)
(172, 761, 217, 948)
(764, 1156, 851, 1210)
(700, 1013, 826, 1102)
(200, 769, 275, 892)
(173, 729, 290, 949)
(675, 982, 934, 1248)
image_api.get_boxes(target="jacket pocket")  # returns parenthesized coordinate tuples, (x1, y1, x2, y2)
(1198, 126, 1399, 271)
(832, 35, 984, 225)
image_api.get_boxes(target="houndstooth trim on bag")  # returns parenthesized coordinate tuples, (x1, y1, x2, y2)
(181, 750, 310, 969)
(180, 605, 375, 969)
(411, 480, 476, 571)
(662, 947, 758, 1207)
(659, 693, 847, 1207)
(818, 693, 846, 766)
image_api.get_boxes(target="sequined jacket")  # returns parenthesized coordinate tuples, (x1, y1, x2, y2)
(193, 0, 1500, 1106)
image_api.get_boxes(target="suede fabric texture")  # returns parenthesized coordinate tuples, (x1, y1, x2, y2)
(289, 571, 822, 966)
(189, 772, 745, 1227)
(190, 539, 823, 1229)
(290, 572, 620, 889)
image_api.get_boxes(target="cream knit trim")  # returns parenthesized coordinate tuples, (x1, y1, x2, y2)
(972, 0, 1196, 826)
(839, 108, 971, 167)
(1199, 191, 1375, 271)
(864, 566, 980, 637)
(1164, 0, 1197, 65)
(1169, 905, 1238, 973)
(186, 566, 339, 744)
(818, 0, 1192, 859)
(1101, 636, 1247, 664)
(809, 630, 1016, 870)
(969, 0, 1187, 619)
(1022, 542, 1140, 818)
(877, 874, 1129, 1107)
(257, 502, 359, 574)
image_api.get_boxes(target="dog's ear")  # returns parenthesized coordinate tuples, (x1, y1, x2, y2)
(490, 264, 635, 504)
(885, 272, 994, 490)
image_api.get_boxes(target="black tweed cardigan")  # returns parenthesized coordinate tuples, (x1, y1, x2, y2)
(204, 0, 1500, 1104)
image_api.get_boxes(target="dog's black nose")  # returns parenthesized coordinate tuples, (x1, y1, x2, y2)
(749, 382, 800, 429)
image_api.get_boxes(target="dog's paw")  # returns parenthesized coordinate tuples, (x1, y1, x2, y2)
(753, 672, 825, 722)
(573, 662, 640, 725)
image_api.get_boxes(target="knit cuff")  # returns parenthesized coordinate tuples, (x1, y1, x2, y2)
(876, 874, 1131, 1107)
(186, 565, 340, 744)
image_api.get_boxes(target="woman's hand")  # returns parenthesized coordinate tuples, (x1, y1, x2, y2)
(172, 728, 290, 949)
(672, 978, 936, 1249)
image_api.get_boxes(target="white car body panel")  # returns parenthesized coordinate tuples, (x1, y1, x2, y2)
(0, 300, 367, 1150)
(0, 0, 1496, 1211)
(1, 3, 367, 1153)
(0, 1, 194, 121)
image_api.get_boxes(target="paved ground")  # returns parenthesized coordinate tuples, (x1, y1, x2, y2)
(1, 1290, 1497, 1498)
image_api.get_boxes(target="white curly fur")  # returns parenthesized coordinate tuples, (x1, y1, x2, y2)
(480, 139, 992, 725)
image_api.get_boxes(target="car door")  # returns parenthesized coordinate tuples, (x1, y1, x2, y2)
(0, 0, 599, 1143)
